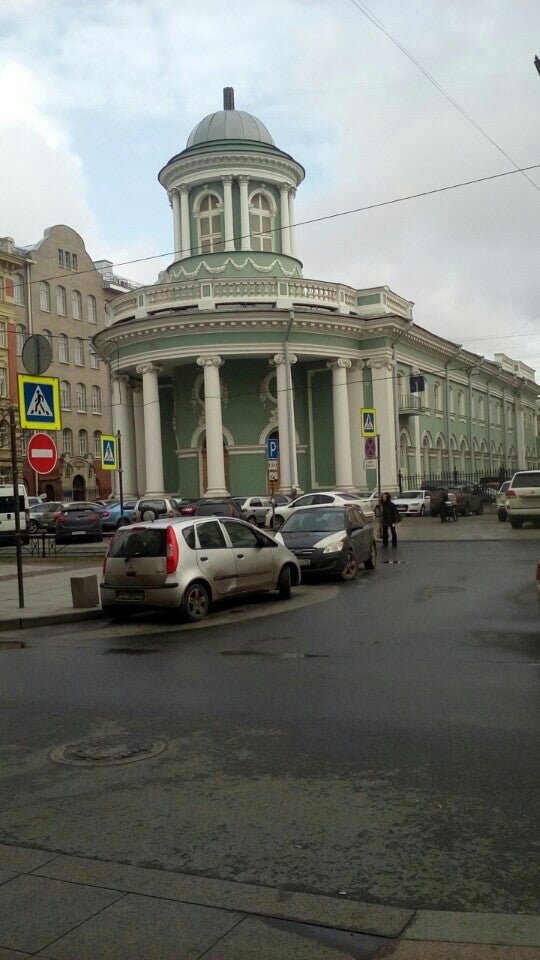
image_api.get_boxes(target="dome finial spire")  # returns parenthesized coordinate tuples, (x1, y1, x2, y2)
(223, 87, 235, 110)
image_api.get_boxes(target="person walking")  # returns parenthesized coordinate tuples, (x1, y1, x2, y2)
(381, 492, 400, 548)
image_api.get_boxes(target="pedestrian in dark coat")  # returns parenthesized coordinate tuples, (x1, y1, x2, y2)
(381, 492, 399, 547)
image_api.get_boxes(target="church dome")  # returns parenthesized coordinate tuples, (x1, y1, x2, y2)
(186, 88, 274, 148)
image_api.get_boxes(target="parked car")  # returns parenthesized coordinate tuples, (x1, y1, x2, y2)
(132, 497, 180, 522)
(355, 490, 381, 517)
(0, 485, 30, 545)
(28, 495, 47, 508)
(28, 501, 64, 533)
(276, 504, 376, 579)
(496, 481, 511, 522)
(505, 470, 540, 529)
(99, 499, 137, 531)
(100, 516, 301, 621)
(449, 485, 483, 515)
(179, 499, 244, 519)
(54, 503, 103, 543)
(392, 490, 430, 517)
(237, 496, 273, 526)
(266, 491, 369, 529)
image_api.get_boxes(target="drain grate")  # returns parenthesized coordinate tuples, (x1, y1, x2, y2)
(50, 735, 167, 767)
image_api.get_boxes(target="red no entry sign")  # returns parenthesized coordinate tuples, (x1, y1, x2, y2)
(27, 433, 58, 475)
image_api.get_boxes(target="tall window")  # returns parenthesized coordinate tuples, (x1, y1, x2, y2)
(449, 387, 454, 415)
(56, 285, 67, 315)
(13, 274, 25, 305)
(89, 347, 99, 370)
(42, 329, 52, 347)
(78, 429, 88, 456)
(0, 366, 6, 397)
(58, 249, 64, 267)
(39, 281, 51, 311)
(197, 194, 223, 254)
(91, 385, 101, 413)
(93, 430, 102, 458)
(458, 391, 465, 416)
(0, 322, 5, 348)
(72, 290, 82, 319)
(65, 252, 71, 270)
(60, 380, 71, 410)
(74, 337, 84, 366)
(62, 428, 73, 456)
(58, 333, 69, 363)
(433, 383, 441, 412)
(477, 396, 484, 421)
(72, 254, 78, 272)
(249, 192, 274, 251)
(16, 324, 26, 356)
(76, 382, 86, 412)
(87, 295, 97, 324)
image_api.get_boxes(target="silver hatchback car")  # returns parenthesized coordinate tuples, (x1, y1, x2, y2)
(101, 516, 301, 621)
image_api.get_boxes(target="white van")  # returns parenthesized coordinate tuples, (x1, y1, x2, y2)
(0, 485, 30, 545)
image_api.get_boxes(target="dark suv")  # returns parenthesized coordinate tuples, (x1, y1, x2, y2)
(180, 499, 245, 519)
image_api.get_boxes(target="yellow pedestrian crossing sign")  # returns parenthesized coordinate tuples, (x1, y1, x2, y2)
(361, 407, 377, 437)
(18, 374, 61, 430)
(101, 434, 118, 471)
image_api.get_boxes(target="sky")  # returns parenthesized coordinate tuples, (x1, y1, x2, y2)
(1, 0, 539, 373)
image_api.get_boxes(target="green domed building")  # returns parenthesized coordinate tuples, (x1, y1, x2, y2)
(95, 89, 539, 498)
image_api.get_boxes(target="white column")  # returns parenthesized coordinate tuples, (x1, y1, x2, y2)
(179, 185, 190, 259)
(238, 176, 251, 251)
(327, 359, 355, 491)
(112, 376, 137, 497)
(171, 191, 181, 260)
(516, 399, 526, 469)
(285, 350, 299, 491)
(412, 414, 422, 480)
(136, 362, 164, 496)
(197, 356, 228, 497)
(367, 355, 399, 491)
(271, 355, 292, 494)
(348, 361, 365, 490)
(280, 184, 291, 255)
(222, 176, 235, 251)
(132, 384, 146, 496)
(288, 188, 296, 257)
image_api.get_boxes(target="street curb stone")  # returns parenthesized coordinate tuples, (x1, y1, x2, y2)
(0, 609, 104, 632)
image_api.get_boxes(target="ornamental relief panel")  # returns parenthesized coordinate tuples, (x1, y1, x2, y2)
(168, 256, 302, 281)
(259, 370, 278, 424)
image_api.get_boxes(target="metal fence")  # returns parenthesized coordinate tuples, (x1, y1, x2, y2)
(397, 470, 511, 493)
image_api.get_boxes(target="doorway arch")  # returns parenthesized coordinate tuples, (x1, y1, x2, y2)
(73, 475, 86, 501)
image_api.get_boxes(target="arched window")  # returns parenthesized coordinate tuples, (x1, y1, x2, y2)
(16, 324, 26, 356)
(0, 366, 7, 397)
(93, 430, 102, 458)
(65, 463, 73, 479)
(89, 347, 99, 369)
(458, 391, 465, 416)
(433, 383, 441, 412)
(74, 337, 84, 366)
(197, 193, 223, 254)
(39, 281, 51, 311)
(76, 382, 86, 412)
(62, 428, 73, 456)
(72, 290, 82, 320)
(60, 380, 71, 410)
(13, 274, 25, 305)
(91, 385, 101, 413)
(56, 285, 67, 316)
(87, 295, 97, 324)
(42, 328, 52, 347)
(58, 333, 69, 363)
(249, 192, 275, 251)
(78, 429, 88, 456)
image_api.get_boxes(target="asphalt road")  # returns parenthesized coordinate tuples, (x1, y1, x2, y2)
(0, 540, 538, 915)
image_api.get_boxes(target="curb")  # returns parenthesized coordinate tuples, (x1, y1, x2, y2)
(0, 609, 105, 632)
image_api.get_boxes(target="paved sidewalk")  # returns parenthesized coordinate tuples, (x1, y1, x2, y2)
(0, 842, 538, 958)
(0, 562, 103, 630)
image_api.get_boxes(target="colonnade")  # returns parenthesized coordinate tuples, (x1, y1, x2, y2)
(113, 353, 399, 498)
(169, 177, 297, 259)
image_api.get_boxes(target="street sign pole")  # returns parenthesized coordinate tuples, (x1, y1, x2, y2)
(9, 406, 24, 609)
(376, 433, 382, 540)
(117, 430, 124, 520)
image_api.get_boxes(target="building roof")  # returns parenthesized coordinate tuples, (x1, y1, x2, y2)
(186, 87, 274, 148)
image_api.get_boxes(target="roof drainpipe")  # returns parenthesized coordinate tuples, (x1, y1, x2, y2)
(391, 318, 414, 488)
(445, 346, 463, 480)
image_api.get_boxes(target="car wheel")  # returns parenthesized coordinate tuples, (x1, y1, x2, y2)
(510, 519, 523, 529)
(141, 509, 156, 521)
(419, 506, 425, 517)
(28, 519, 39, 534)
(116, 517, 129, 528)
(341, 550, 359, 581)
(273, 515, 284, 530)
(277, 565, 292, 599)
(182, 581, 210, 622)
(247, 514, 257, 526)
(497, 510, 507, 523)
(374, 505, 380, 518)
(364, 542, 377, 570)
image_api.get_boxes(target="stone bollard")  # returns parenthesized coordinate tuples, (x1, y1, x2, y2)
(70, 575, 99, 609)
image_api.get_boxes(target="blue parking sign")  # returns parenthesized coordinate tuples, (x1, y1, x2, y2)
(267, 438, 279, 460)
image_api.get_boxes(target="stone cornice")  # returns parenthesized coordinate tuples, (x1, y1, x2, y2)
(159, 151, 304, 191)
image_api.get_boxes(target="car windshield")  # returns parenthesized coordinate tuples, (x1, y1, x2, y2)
(511, 472, 540, 488)
(282, 507, 346, 533)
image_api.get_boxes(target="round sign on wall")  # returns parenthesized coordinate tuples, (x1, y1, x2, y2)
(21, 335, 53, 376)
(27, 433, 58, 475)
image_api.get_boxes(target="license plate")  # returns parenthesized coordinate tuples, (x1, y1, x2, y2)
(116, 590, 144, 601)
(71, 530, 86, 536)
(298, 559, 311, 567)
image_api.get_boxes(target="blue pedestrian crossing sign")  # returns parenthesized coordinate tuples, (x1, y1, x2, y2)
(361, 407, 377, 437)
(101, 434, 118, 471)
(267, 437, 279, 460)
(18, 374, 61, 430)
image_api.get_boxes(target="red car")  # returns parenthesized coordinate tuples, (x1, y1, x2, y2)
(180, 499, 245, 519)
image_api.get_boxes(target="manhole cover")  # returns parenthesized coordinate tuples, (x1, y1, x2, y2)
(50, 736, 166, 767)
